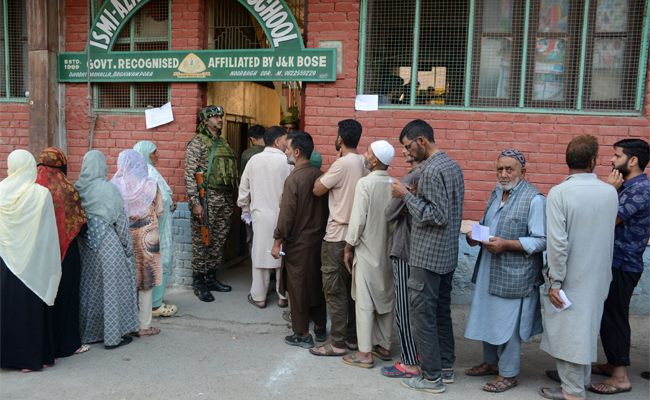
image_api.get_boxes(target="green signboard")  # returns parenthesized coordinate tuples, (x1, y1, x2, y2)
(59, 0, 336, 82)
(59, 49, 336, 82)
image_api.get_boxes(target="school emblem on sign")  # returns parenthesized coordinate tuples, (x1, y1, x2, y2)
(174, 53, 210, 78)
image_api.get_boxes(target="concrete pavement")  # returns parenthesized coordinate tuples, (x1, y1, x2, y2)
(2, 259, 648, 399)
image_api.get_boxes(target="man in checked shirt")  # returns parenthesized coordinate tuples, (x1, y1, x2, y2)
(391, 119, 465, 394)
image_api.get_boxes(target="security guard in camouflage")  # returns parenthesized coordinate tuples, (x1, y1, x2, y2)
(184, 105, 238, 302)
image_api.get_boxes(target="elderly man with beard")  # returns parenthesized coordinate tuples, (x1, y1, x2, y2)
(464, 149, 547, 393)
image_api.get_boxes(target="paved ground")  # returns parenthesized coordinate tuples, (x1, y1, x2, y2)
(2, 259, 648, 400)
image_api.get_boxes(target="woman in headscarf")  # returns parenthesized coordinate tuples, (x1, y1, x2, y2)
(133, 141, 177, 317)
(75, 150, 139, 349)
(35, 147, 90, 357)
(0, 149, 61, 371)
(111, 149, 164, 338)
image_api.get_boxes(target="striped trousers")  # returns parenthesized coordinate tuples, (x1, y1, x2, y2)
(393, 257, 419, 365)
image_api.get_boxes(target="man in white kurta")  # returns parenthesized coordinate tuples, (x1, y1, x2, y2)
(342, 141, 396, 368)
(539, 135, 618, 400)
(238, 127, 293, 308)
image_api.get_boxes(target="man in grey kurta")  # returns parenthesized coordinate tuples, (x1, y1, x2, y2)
(342, 140, 396, 368)
(464, 149, 546, 393)
(539, 135, 618, 400)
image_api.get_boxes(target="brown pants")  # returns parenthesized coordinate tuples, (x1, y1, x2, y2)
(290, 297, 327, 334)
(321, 240, 357, 348)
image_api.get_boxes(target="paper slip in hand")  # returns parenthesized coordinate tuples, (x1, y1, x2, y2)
(552, 289, 572, 313)
(241, 212, 252, 225)
(471, 223, 490, 242)
(388, 177, 410, 189)
(268, 250, 286, 256)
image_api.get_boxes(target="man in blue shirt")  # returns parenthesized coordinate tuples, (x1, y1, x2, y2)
(590, 139, 649, 395)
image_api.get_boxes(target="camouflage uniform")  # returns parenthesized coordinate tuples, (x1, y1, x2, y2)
(184, 134, 234, 274)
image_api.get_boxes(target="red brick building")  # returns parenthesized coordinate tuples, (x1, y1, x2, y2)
(1, 0, 649, 227)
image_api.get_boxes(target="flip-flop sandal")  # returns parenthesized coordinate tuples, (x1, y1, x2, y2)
(309, 342, 346, 357)
(105, 335, 133, 349)
(466, 363, 499, 376)
(539, 387, 567, 399)
(342, 354, 374, 369)
(248, 294, 266, 309)
(483, 377, 517, 393)
(282, 310, 291, 322)
(372, 345, 392, 361)
(588, 382, 632, 395)
(74, 344, 91, 354)
(381, 362, 420, 378)
(137, 327, 161, 338)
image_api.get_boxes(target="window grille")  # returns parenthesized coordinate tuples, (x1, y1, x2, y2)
(93, 0, 171, 112)
(0, 0, 28, 101)
(359, 0, 649, 114)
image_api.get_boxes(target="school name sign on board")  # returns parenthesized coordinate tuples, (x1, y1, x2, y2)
(58, 0, 336, 83)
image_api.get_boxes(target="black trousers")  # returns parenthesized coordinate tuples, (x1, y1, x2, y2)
(600, 267, 642, 367)
(408, 267, 456, 381)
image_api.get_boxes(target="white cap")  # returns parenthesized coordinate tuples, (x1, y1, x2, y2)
(370, 140, 395, 166)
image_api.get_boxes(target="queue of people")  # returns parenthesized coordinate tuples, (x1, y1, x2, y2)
(0, 106, 648, 400)
(237, 115, 649, 398)
(0, 140, 179, 371)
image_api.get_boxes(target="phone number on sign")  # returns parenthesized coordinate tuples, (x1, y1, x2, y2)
(283, 70, 317, 77)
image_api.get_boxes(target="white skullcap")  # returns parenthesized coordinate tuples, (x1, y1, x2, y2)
(370, 140, 395, 166)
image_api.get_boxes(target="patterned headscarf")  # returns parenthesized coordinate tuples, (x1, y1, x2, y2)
(110, 149, 158, 219)
(498, 148, 526, 168)
(36, 147, 87, 260)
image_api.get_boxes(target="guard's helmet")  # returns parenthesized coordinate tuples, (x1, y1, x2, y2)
(199, 105, 224, 121)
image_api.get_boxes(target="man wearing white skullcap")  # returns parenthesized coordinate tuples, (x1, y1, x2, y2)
(342, 140, 397, 368)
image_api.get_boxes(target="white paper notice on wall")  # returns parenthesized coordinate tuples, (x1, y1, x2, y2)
(145, 102, 174, 129)
(355, 95, 379, 111)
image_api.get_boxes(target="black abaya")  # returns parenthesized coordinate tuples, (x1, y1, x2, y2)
(0, 257, 56, 370)
(52, 237, 82, 358)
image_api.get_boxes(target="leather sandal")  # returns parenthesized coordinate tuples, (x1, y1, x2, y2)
(137, 327, 161, 338)
(483, 376, 518, 392)
(466, 362, 499, 376)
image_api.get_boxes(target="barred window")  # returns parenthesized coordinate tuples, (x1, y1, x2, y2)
(0, 0, 28, 100)
(360, 0, 649, 114)
(93, 0, 170, 112)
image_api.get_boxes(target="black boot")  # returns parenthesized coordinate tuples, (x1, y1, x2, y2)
(206, 269, 232, 292)
(194, 273, 215, 302)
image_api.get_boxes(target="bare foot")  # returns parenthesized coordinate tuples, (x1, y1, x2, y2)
(399, 363, 420, 373)
(345, 341, 358, 350)
(541, 388, 585, 400)
(278, 299, 288, 307)
(343, 351, 373, 364)
(311, 343, 346, 355)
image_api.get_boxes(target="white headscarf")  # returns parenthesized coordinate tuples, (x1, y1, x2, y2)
(0, 150, 62, 305)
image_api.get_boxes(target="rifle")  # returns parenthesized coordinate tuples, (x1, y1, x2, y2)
(194, 172, 210, 247)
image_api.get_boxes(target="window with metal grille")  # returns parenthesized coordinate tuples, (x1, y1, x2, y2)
(92, 0, 170, 112)
(359, 0, 649, 114)
(0, 0, 28, 101)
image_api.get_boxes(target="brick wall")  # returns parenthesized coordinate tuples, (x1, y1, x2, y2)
(0, 103, 29, 178)
(63, 0, 206, 200)
(304, 0, 650, 221)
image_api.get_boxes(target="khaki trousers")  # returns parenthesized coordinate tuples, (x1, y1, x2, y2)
(557, 358, 590, 398)
(250, 267, 286, 302)
(356, 302, 394, 354)
(138, 288, 154, 330)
